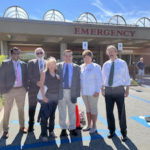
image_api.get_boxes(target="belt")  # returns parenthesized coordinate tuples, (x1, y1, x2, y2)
(105, 86, 124, 89)
(13, 86, 23, 89)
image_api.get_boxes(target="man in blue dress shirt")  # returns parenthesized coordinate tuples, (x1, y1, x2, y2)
(57, 49, 80, 137)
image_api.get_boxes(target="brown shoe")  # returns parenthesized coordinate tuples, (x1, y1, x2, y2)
(2, 131, 9, 139)
(20, 127, 27, 133)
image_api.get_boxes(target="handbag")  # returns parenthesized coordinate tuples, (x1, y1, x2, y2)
(37, 85, 48, 101)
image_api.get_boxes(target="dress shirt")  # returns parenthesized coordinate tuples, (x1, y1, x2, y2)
(80, 63, 103, 96)
(102, 58, 130, 87)
(38, 59, 45, 73)
(63, 63, 73, 88)
(12, 60, 23, 87)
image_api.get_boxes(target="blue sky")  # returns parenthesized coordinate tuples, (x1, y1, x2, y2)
(0, 0, 150, 24)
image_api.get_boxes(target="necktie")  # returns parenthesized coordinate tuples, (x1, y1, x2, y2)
(108, 62, 114, 86)
(40, 60, 43, 73)
(15, 62, 21, 86)
(64, 64, 69, 88)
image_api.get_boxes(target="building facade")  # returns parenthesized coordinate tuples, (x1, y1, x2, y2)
(1, 6, 150, 74)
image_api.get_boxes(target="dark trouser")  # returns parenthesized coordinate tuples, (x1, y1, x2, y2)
(105, 86, 127, 136)
(28, 90, 38, 128)
(41, 101, 58, 137)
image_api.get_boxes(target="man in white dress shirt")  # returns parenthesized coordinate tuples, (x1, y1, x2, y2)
(101, 45, 130, 142)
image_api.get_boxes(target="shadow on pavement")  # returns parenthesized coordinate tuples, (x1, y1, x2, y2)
(58, 134, 70, 149)
(22, 132, 58, 150)
(112, 135, 138, 150)
(0, 136, 6, 148)
(0, 132, 23, 150)
(89, 132, 113, 150)
(22, 132, 37, 149)
(124, 137, 138, 150)
(112, 135, 128, 150)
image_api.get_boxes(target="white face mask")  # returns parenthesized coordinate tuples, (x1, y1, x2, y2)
(36, 56, 44, 61)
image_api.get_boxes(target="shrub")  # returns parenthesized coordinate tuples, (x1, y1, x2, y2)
(0, 55, 7, 108)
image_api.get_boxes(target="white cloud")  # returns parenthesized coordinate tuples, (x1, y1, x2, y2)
(65, 19, 72, 22)
(92, 0, 150, 25)
(113, 0, 126, 12)
(92, 0, 115, 17)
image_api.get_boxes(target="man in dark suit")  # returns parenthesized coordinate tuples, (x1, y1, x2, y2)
(57, 49, 80, 136)
(28, 47, 46, 132)
(0, 47, 28, 139)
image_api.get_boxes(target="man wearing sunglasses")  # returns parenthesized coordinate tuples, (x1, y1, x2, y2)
(27, 47, 46, 132)
(0, 47, 28, 139)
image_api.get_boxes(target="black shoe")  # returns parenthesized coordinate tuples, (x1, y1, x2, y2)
(70, 129, 78, 136)
(121, 135, 128, 142)
(60, 129, 67, 137)
(76, 126, 82, 130)
(2, 131, 9, 139)
(107, 132, 115, 139)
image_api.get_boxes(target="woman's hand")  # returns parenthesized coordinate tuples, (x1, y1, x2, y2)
(93, 92, 99, 97)
(36, 81, 43, 87)
(101, 88, 105, 97)
(43, 97, 48, 103)
(56, 74, 60, 80)
(124, 86, 129, 97)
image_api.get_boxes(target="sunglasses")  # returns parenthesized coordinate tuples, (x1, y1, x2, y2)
(36, 52, 43, 55)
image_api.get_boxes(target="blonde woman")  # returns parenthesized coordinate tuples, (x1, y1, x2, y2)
(39, 57, 63, 142)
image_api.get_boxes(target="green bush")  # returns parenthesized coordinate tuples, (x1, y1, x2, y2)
(130, 79, 139, 86)
(0, 96, 4, 108)
(0, 55, 7, 108)
(0, 55, 7, 65)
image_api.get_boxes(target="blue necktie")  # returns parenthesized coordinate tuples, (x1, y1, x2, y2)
(64, 64, 69, 88)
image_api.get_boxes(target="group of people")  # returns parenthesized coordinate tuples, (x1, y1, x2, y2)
(0, 45, 130, 142)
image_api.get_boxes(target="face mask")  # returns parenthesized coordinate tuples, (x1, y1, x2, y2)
(36, 55, 44, 61)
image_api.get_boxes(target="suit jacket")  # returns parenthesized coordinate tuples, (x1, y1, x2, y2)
(57, 62, 80, 103)
(27, 59, 46, 94)
(0, 59, 28, 94)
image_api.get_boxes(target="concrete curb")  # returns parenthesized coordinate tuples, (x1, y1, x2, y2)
(0, 107, 4, 133)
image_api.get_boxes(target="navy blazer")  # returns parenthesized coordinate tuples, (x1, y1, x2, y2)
(27, 59, 46, 94)
(0, 59, 28, 94)
(57, 62, 80, 103)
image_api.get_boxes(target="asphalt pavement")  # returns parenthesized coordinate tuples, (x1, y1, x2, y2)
(0, 76, 150, 150)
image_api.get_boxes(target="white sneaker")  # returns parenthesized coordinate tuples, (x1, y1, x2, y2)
(83, 126, 90, 131)
(89, 128, 97, 134)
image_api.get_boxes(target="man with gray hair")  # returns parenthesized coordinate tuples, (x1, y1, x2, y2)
(28, 47, 46, 132)
(101, 45, 130, 142)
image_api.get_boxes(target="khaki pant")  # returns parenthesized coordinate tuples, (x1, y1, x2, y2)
(58, 89, 76, 130)
(3, 87, 26, 132)
(82, 95, 99, 115)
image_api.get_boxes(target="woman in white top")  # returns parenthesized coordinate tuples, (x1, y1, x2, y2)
(80, 50, 103, 133)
